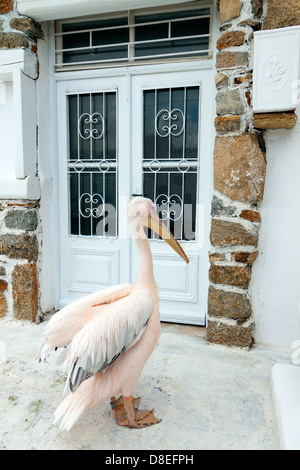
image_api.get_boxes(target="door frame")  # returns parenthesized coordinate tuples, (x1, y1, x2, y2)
(44, 20, 216, 320)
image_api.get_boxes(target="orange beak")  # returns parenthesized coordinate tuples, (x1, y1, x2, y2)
(141, 213, 189, 264)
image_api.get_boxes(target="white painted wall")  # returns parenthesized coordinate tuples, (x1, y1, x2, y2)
(0, 82, 15, 179)
(251, 106, 300, 347)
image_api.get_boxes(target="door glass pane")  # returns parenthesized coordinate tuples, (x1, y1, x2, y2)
(68, 92, 118, 237)
(62, 18, 129, 64)
(135, 11, 210, 60)
(143, 86, 199, 241)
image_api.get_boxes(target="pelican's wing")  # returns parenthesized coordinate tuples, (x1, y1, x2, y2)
(65, 289, 153, 392)
(40, 284, 134, 360)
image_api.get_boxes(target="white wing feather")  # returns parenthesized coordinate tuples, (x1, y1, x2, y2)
(65, 289, 153, 391)
(41, 284, 134, 355)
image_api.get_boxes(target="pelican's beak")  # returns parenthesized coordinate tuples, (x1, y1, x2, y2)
(141, 214, 189, 264)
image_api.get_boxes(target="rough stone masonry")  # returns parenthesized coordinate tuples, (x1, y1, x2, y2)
(0, 0, 43, 51)
(0, 201, 40, 321)
(208, 0, 299, 348)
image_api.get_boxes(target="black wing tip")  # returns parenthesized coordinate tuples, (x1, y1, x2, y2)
(69, 361, 93, 393)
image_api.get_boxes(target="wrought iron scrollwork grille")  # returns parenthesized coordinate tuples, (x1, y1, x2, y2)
(68, 92, 118, 237)
(143, 86, 200, 241)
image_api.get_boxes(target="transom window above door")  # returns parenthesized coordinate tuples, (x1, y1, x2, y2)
(55, 2, 212, 70)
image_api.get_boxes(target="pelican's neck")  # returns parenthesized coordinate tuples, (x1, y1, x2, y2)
(135, 226, 155, 289)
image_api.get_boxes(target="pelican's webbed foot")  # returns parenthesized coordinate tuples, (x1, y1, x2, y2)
(114, 396, 161, 428)
(110, 395, 140, 421)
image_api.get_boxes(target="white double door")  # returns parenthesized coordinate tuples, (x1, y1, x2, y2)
(57, 67, 213, 325)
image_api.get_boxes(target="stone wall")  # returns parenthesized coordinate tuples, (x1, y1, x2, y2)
(0, 201, 40, 321)
(0, 0, 43, 53)
(208, 0, 300, 348)
(263, 0, 300, 29)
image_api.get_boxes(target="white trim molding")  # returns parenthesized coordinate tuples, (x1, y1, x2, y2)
(0, 49, 40, 200)
(0, 176, 40, 200)
(0, 48, 38, 81)
(17, 0, 195, 22)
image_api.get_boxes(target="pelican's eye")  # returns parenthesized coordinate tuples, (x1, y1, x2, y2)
(150, 204, 157, 214)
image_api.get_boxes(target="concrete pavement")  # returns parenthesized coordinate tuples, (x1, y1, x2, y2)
(0, 318, 291, 450)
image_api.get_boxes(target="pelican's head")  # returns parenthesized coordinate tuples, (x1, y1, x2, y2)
(128, 196, 189, 264)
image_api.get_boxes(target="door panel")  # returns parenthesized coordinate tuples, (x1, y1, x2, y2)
(152, 252, 199, 302)
(70, 248, 119, 293)
(131, 70, 213, 325)
(57, 77, 131, 307)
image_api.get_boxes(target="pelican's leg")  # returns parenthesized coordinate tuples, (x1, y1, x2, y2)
(116, 396, 161, 428)
(110, 395, 141, 421)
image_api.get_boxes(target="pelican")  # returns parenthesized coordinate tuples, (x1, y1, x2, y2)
(40, 197, 189, 430)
